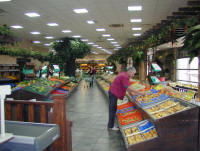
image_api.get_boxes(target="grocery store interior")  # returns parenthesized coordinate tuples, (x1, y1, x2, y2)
(0, 0, 200, 151)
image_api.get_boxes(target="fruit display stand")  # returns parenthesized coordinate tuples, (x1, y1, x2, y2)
(7, 77, 80, 101)
(97, 76, 199, 151)
(0, 64, 20, 86)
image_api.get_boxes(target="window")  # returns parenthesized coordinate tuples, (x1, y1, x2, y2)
(176, 57, 198, 86)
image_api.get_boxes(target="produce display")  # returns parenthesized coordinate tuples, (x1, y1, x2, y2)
(117, 102, 143, 126)
(133, 92, 169, 108)
(123, 120, 158, 146)
(145, 99, 190, 119)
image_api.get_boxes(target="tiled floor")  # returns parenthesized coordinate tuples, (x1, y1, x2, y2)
(66, 81, 127, 151)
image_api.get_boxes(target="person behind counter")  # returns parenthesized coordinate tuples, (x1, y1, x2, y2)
(108, 66, 145, 130)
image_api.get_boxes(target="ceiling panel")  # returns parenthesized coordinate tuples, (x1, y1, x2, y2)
(0, 0, 189, 54)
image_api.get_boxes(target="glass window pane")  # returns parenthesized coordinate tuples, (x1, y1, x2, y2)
(189, 57, 198, 69)
(176, 70, 189, 81)
(177, 58, 189, 69)
(189, 70, 198, 82)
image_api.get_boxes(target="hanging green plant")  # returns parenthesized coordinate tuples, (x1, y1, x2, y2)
(182, 24, 200, 62)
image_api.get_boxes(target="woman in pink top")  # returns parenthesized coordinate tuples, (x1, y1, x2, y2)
(108, 67, 144, 130)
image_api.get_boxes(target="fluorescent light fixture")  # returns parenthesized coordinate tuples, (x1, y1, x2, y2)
(96, 28, 106, 32)
(93, 44, 99, 47)
(130, 19, 142, 23)
(30, 31, 40, 35)
(33, 41, 40, 44)
(62, 30, 71, 33)
(81, 39, 88, 41)
(10, 25, 23, 29)
(97, 46, 102, 49)
(87, 20, 95, 24)
(0, 0, 12, 2)
(107, 38, 114, 41)
(45, 36, 54, 39)
(111, 42, 118, 44)
(114, 48, 119, 50)
(73, 8, 88, 14)
(47, 23, 59, 26)
(128, 6, 142, 11)
(101, 49, 112, 54)
(44, 43, 51, 46)
(92, 51, 99, 54)
(88, 42, 94, 45)
(114, 45, 120, 47)
(102, 34, 111, 37)
(116, 47, 122, 49)
(132, 27, 142, 30)
(133, 33, 141, 36)
(25, 12, 40, 17)
(73, 35, 81, 38)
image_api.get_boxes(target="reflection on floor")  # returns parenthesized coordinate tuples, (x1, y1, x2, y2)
(66, 81, 127, 151)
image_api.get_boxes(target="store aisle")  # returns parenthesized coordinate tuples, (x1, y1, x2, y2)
(66, 81, 126, 151)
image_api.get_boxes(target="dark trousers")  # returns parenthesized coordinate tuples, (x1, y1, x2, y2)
(108, 91, 118, 128)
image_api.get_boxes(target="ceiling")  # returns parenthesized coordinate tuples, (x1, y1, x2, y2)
(0, 0, 189, 54)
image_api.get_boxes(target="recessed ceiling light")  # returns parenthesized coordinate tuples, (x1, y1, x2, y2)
(44, 43, 51, 46)
(81, 39, 88, 41)
(73, 35, 81, 38)
(130, 19, 142, 23)
(33, 41, 40, 44)
(101, 49, 112, 54)
(102, 34, 111, 37)
(62, 30, 72, 33)
(88, 42, 94, 45)
(93, 44, 99, 47)
(30, 31, 40, 35)
(45, 36, 54, 39)
(96, 28, 106, 32)
(97, 46, 102, 49)
(0, 0, 11, 2)
(10, 25, 23, 29)
(132, 27, 142, 30)
(47, 23, 59, 26)
(87, 20, 95, 24)
(111, 42, 118, 44)
(92, 51, 99, 54)
(73, 8, 88, 14)
(107, 38, 114, 41)
(25, 12, 40, 17)
(133, 33, 141, 36)
(128, 6, 142, 11)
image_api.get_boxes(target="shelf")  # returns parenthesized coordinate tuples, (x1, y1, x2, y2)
(0, 69, 20, 72)
(0, 64, 19, 67)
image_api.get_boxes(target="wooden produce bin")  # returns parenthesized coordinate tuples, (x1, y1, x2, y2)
(127, 97, 199, 151)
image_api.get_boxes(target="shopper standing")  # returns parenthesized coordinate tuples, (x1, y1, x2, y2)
(108, 67, 145, 130)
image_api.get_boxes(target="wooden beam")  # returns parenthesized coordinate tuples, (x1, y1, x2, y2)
(173, 11, 199, 16)
(188, 1, 200, 6)
(167, 16, 187, 20)
(179, 7, 200, 12)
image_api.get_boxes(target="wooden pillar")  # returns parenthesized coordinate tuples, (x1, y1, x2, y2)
(198, 55, 200, 97)
(139, 61, 146, 82)
(52, 95, 72, 151)
(172, 49, 177, 82)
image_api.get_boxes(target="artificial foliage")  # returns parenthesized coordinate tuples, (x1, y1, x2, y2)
(0, 45, 50, 62)
(51, 37, 91, 76)
(182, 24, 200, 62)
(108, 16, 200, 66)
